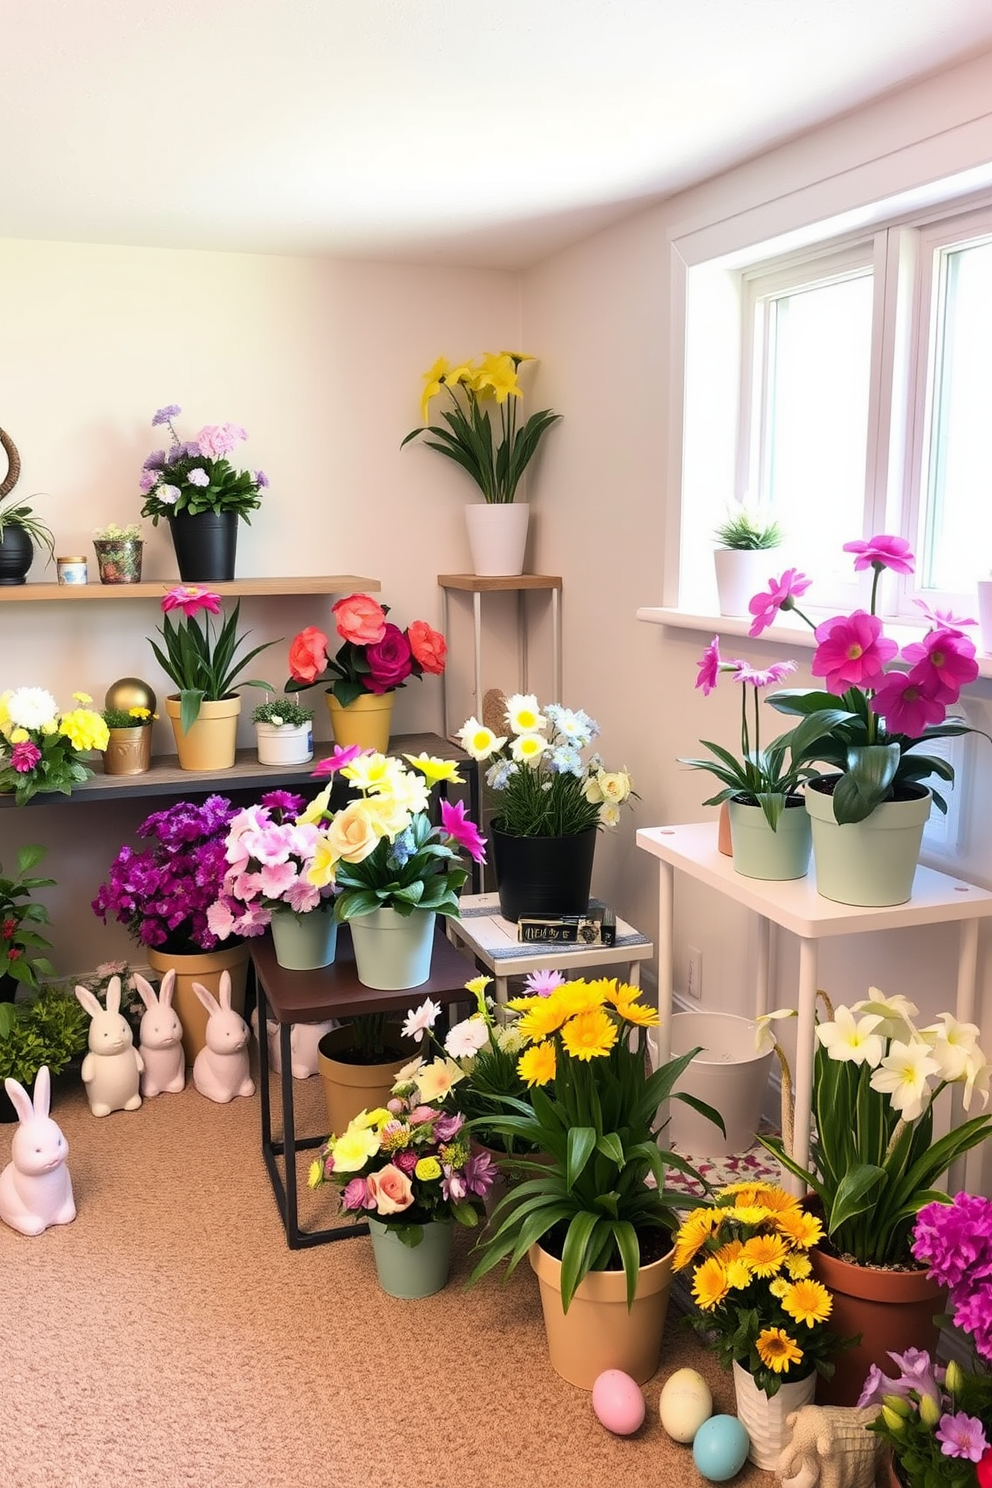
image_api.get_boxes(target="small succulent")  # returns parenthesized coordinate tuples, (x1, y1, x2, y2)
(714, 509, 781, 550)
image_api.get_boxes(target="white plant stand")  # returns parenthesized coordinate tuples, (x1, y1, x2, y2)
(637, 821, 992, 1193)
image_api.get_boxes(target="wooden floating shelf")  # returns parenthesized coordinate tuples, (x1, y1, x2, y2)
(0, 575, 380, 602)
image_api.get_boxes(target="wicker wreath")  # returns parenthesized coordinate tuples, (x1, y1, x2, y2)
(0, 428, 20, 499)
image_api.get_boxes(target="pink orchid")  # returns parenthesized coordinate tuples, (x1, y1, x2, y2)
(160, 585, 223, 619)
(733, 660, 797, 689)
(901, 627, 979, 704)
(439, 798, 487, 863)
(695, 636, 722, 695)
(912, 598, 977, 633)
(811, 610, 899, 693)
(843, 534, 915, 574)
(747, 568, 812, 637)
(870, 671, 947, 738)
(311, 743, 364, 778)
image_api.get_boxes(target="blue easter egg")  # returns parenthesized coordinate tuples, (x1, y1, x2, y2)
(692, 1414, 750, 1481)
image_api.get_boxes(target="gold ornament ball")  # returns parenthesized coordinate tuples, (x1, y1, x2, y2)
(105, 677, 157, 714)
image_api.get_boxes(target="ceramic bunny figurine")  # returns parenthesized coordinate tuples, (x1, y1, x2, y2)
(192, 972, 255, 1103)
(251, 1009, 338, 1079)
(0, 1066, 76, 1236)
(135, 970, 186, 1098)
(75, 976, 143, 1116)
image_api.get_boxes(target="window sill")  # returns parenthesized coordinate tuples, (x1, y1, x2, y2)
(635, 605, 992, 683)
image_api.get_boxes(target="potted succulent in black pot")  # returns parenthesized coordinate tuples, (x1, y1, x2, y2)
(0, 428, 56, 586)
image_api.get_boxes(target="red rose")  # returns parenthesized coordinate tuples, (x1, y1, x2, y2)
(288, 626, 329, 684)
(332, 593, 386, 646)
(408, 620, 447, 676)
(978, 1448, 992, 1488)
(366, 624, 412, 693)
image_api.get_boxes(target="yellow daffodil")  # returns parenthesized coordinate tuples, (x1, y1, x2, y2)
(420, 355, 450, 421)
(474, 351, 522, 404)
(561, 1007, 618, 1061)
(402, 752, 464, 785)
(756, 1328, 803, 1373)
(692, 1256, 730, 1311)
(517, 1040, 556, 1087)
(781, 1279, 832, 1327)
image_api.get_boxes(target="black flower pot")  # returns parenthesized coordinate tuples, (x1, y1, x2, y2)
(0, 524, 33, 585)
(491, 822, 598, 922)
(168, 511, 238, 582)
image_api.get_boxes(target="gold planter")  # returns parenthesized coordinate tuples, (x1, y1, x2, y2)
(165, 695, 241, 771)
(324, 690, 394, 754)
(102, 725, 153, 775)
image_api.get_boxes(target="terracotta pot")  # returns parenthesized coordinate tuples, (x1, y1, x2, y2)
(528, 1238, 675, 1389)
(165, 695, 241, 771)
(810, 1246, 945, 1406)
(324, 690, 394, 754)
(146, 943, 250, 1064)
(316, 1024, 407, 1137)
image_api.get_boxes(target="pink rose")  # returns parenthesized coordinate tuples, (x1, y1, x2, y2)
(407, 620, 447, 676)
(366, 623, 412, 693)
(332, 593, 387, 646)
(367, 1164, 415, 1215)
(288, 627, 329, 684)
(341, 1177, 370, 1211)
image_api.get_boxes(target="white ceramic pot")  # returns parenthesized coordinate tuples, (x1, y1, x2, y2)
(713, 548, 779, 617)
(732, 1361, 816, 1470)
(255, 720, 314, 766)
(668, 1011, 774, 1157)
(464, 502, 530, 576)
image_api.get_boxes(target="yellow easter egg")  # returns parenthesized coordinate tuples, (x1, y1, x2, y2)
(659, 1367, 714, 1443)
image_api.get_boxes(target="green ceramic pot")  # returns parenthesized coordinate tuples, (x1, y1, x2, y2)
(367, 1218, 453, 1299)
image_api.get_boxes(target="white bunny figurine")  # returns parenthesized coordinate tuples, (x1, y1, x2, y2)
(75, 976, 143, 1117)
(135, 970, 186, 1098)
(0, 1066, 76, 1236)
(251, 1009, 338, 1079)
(192, 971, 255, 1104)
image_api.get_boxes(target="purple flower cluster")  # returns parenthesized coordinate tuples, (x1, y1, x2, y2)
(92, 795, 238, 953)
(913, 1193, 992, 1364)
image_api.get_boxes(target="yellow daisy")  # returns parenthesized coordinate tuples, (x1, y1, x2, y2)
(727, 1204, 772, 1226)
(517, 1041, 556, 1088)
(516, 999, 572, 1044)
(769, 1277, 791, 1299)
(505, 994, 540, 1013)
(785, 1253, 813, 1280)
(718, 1182, 767, 1198)
(781, 1279, 832, 1328)
(692, 1256, 729, 1311)
(741, 1233, 790, 1277)
(775, 1209, 824, 1250)
(673, 1211, 723, 1271)
(560, 1008, 618, 1061)
(756, 1328, 804, 1374)
(725, 1259, 752, 1289)
(612, 995, 659, 1028)
(553, 980, 609, 1018)
(714, 1238, 746, 1265)
(753, 1187, 802, 1214)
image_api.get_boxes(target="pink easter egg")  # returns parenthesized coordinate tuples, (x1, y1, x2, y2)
(591, 1369, 646, 1436)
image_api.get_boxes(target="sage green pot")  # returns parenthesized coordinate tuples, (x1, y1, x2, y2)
(367, 1218, 454, 1299)
(727, 796, 811, 881)
(804, 777, 931, 907)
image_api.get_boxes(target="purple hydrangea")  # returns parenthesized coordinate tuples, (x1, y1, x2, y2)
(152, 404, 181, 426)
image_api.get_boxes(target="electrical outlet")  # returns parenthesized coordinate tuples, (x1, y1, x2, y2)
(687, 945, 702, 1000)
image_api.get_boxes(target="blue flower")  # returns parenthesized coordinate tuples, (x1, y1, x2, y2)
(549, 744, 583, 777)
(486, 759, 518, 791)
(388, 828, 415, 869)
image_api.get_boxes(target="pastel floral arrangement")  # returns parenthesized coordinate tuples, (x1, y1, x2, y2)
(747, 534, 981, 824)
(0, 686, 110, 805)
(301, 748, 485, 924)
(860, 1193, 992, 1487)
(149, 584, 275, 733)
(674, 1182, 840, 1398)
(760, 988, 992, 1266)
(681, 644, 813, 829)
(138, 404, 268, 523)
(307, 1060, 497, 1245)
(286, 592, 446, 706)
(458, 694, 634, 837)
(204, 789, 334, 940)
(92, 795, 239, 953)
(402, 351, 560, 504)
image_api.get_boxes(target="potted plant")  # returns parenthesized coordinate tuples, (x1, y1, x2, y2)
(457, 694, 635, 921)
(0, 845, 56, 999)
(307, 1059, 497, 1299)
(92, 522, 144, 584)
(148, 584, 275, 769)
(0, 984, 90, 1122)
(402, 351, 561, 576)
(862, 1192, 992, 1487)
(759, 987, 992, 1404)
(138, 404, 268, 581)
(100, 702, 157, 776)
(674, 1182, 843, 1467)
(678, 638, 813, 878)
(303, 747, 486, 989)
(468, 975, 721, 1388)
(751, 536, 985, 905)
(713, 507, 782, 617)
(91, 794, 247, 1060)
(0, 687, 110, 804)
(205, 788, 337, 970)
(0, 426, 56, 585)
(286, 592, 446, 753)
(250, 695, 314, 766)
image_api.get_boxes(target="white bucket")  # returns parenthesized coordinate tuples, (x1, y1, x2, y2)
(669, 1011, 773, 1157)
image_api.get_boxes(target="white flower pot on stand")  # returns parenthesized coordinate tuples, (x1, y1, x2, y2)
(464, 503, 529, 576)
(668, 1011, 773, 1157)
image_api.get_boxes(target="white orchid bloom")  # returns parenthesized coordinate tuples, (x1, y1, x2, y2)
(962, 1051, 992, 1111)
(755, 1007, 796, 1056)
(869, 1038, 941, 1121)
(920, 1012, 984, 1083)
(852, 988, 919, 1042)
(817, 1005, 886, 1068)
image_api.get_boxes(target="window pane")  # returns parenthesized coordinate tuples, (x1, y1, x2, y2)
(922, 239, 992, 593)
(762, 274, 873, 574)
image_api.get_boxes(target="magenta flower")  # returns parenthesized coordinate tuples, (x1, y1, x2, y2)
(912, 1193, 992, 1289)
(902, 627, 979, 704)
(747, 568, 812, 637)
(433, 1112, 465, 1141)
(340, 1177, 370, 1210)
(937, 1412, 989, 1462)
(462, 1150, 497, 1197)
(10, 740, 41, 773)
(811, 610, 898, 693)
(440, 798, 487, 863)
(843, 534, 915, 574)
(912, 598, 977, 633)
(392, 1148, 418, 1175)
(311, 743, 363, 778)
(734, 660, 797, 689)
(696, 636, 721, 695)
(161, 585, 223, 619)
(870, 671, 946, 738)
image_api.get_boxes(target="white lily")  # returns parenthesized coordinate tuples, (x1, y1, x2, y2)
(870, 1038, 941, 1121)
(817, 1005, 885, 1068)
(852, 987, 919, 1042)
(755, 1007, 796, 1056)
(920, 1012, 984, 1083)
(962, 1051, 992, 1111)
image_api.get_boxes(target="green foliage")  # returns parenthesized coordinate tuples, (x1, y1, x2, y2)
(149, 598, 276, 733)
(102, 706, 155, 729)
(713, 510, 781, 550)
(0, 845, 56, 992)
(333, 812, 469, 921)
(251, 695, 314, 726)
(0, 984, 89, 1084)
(0, 496, 56, 564)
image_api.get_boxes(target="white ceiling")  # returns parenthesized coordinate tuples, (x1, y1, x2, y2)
(5, 0, 992, 270)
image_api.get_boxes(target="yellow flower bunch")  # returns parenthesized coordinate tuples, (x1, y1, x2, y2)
(675, 1182, 841, 1397)
(0, 687, 109, 805)
(507, 976, 659, 1087)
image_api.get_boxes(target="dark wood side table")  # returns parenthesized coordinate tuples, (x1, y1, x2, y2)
(250, 927, 478, 1249)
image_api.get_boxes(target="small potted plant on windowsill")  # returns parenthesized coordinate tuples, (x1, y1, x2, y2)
(713, 507, 782, 617)
(251, 695, 314, 766)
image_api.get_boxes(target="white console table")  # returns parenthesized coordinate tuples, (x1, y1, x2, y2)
(637, 822, 992, 1193)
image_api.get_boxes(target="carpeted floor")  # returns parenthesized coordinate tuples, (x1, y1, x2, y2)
(0, 1065, 779, 1488)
